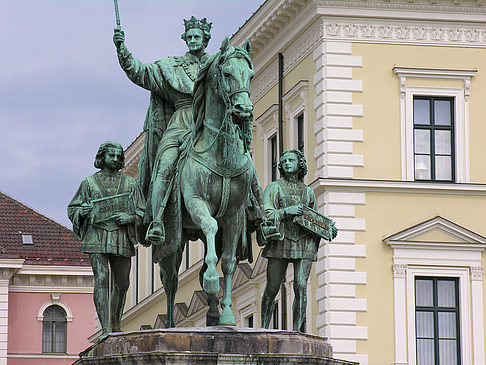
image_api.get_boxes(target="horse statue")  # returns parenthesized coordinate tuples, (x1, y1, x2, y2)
(153, 37, 260, 327)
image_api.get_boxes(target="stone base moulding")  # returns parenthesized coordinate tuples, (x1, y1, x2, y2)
(75, 326, 358, 365)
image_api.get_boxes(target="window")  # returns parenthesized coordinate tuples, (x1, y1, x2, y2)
(151, 261, 155, 294)
(134, 246, 139, 304)
(415, 277, 460, 365)
(393, 67, 476, 183)
(385, 216, 486, 365)
(42, 305, 67, 353)
(185, 241, 190, 270)
(414, 97, 454, 181)
(297, 113, 304, 153)
(21, 233, 33, 245)
(271, 303, 279, 329)
(245, 314, 254, 328)
(271, 135, 278, 182)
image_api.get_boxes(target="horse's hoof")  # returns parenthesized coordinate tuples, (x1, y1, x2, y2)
(219, 308, 235, 326)
(203, 275, 220, 295)
(98, 330, 111, 341)
(206, 312, 220, 326)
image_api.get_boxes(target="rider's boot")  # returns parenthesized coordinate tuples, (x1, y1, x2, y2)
(145, 178, 171, 245)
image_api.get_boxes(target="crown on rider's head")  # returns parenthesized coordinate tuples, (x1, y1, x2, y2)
(183, 16, 213, 34)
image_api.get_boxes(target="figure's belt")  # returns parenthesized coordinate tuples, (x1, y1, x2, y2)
(174, 99, 192, 110)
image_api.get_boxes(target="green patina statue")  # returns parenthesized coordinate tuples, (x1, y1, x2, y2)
(113, 14, 264, 329)
(68, 141, 144, 340)
(113, 16, 212, 245)
(260, 149, 337, 332)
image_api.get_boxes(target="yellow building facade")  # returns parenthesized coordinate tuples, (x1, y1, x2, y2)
(121, 1, 486, 364)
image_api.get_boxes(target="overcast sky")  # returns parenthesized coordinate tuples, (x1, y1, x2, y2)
(0, 0, 263, 228)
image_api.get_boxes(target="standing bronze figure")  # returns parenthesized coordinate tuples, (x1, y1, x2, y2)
(260, 149, 337, 332)
(68, 142, 144, 340)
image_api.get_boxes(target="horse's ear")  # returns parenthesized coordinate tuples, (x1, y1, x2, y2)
(220, 37, 230, 53)
(243, 39, 251, 55)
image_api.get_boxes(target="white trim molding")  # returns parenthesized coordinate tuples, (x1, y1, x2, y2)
(393, 67, 477, 183)
(257, 105, 279, 187)
(384, 216, 486, 365)
(36, 294, 74, 322)
(284, 80, 309, 183)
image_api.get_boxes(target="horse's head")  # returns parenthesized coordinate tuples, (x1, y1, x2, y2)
(217, 37, 254, 122)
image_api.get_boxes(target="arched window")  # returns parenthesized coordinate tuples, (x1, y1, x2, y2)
(42, 305, 67, 353)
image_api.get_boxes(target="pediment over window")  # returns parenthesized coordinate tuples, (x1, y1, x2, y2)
(232, 263, 252, 289)
(383, 216, 486, 249)
(187, 290, 208, 317)
(174, 302, 189, 324)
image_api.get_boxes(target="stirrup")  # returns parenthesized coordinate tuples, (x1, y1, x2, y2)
(145, 221, 165, 246)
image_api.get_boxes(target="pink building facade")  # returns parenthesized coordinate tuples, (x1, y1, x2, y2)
(0, 192, 95, 364)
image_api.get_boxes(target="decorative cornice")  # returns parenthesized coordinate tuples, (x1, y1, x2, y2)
(251, 18, 324, 103)
(470, 266, 484, 281)
(234, 0, 486, 60)
(318, 0, 486, 16)
(10, 274, 93, 290)
(123, 132, 145, 178)
(324, 21, 486, 46)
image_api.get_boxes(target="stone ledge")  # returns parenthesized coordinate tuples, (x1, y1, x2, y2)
(76, 327, 358, 365)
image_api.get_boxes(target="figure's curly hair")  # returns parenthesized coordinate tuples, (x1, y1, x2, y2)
(94, 141, 125, 170)
(277, 148, 308, 181)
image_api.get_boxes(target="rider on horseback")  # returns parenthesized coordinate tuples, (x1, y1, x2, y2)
(114, 17, 213, 245)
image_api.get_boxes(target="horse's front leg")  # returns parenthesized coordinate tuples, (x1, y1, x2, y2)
(186, 197, 220, 295)
(219, 218, 241, 325)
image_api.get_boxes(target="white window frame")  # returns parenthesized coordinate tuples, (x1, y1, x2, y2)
(256, 104, 279, 187)
(37, 294, 73, 322)
(407, 266, 470, 365)
(385, 216, 486, 365)
(393, 67, 476, 183)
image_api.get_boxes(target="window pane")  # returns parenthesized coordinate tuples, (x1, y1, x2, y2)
(44, 305, 66, 320)
(439, 339, 458, 365)
(438, 280, 456, 307)
(414, 130, 430, 154)
(42, 322, 52, 353)
(55, 322, 66, 352)
(417, 339, 435, 365)
(414, 99, 430, 125)
(416, 279, 433, 306)
(415, 155, 431, 180)
(435, 100, 452, 126)
(416, 311, 434, 338)
(438, 312, 457, 338)
(435, 156, 452, 181)
(435, 130, 452, 155)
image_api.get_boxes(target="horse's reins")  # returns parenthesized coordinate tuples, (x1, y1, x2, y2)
(189, 49, 253, 218)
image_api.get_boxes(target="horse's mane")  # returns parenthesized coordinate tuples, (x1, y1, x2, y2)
(191, 46, 253, 146)
(192, 51, 219, 144)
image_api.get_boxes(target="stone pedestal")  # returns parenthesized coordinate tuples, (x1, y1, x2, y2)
(75, 326, 357, 364)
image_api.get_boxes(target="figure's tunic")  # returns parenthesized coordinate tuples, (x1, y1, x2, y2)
(262, 178, 319, 261)
(68, 171, 145, 257)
